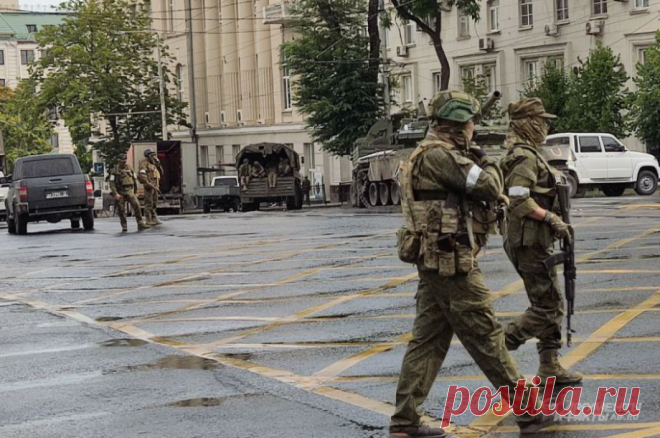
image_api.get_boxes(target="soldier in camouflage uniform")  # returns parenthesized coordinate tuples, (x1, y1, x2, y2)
(109, 154, 149, 232)
(390, 91, 552, 438)
(239, 159, 251, 190)
(499, 98, 582, 385)
(138, 149, 163, 226)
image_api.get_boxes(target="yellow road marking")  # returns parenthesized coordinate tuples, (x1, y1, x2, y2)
(604, 426, 660, 438)
(331, 372, 660, 384)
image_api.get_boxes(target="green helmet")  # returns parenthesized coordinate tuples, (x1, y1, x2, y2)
(429, 90, 480, 123)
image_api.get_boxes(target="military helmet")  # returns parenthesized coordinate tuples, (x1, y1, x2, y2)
(508, 98, 557, 120)
(118, 153, 128, 161)
(429, 90, 480, 123)
(144, 148, 156, 157)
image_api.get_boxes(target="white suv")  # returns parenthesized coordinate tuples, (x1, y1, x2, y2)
(545, 133, 660, 197)
(0, 171, 8, 222)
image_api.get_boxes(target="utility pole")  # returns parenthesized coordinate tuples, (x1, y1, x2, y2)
(185, 0, 200, 186)
(155, 34, 168, 141)
(378, 0, 391, 137)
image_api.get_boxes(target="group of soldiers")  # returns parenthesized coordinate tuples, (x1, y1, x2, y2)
(108, 149, 163, 232)
(238, 156, 293, 190)
(391, 92, 580, 437)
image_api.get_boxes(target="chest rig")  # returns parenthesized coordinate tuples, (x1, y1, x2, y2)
(397, 139, 492, 277)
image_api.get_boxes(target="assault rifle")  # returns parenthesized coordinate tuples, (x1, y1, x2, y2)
(543, 183, 576, 346)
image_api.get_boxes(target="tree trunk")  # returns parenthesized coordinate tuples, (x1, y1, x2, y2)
(367, 0, 380, 82)
(431, 36, 451, 91)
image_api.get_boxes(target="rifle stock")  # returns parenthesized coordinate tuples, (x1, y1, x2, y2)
(555, 183, 576, 346)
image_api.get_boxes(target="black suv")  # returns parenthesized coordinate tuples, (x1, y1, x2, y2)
(4, 154, 95, 235)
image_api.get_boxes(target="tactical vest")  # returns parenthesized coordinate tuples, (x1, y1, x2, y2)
(141, 160, 161, 184)
(396, 139, 495, 277)
(116, 167, 136, 188)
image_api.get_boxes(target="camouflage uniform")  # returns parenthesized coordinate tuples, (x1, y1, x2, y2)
(239, 160, 251, 190)
(391, 92, 549, 437)
(138, 151, 163, 226)
(499, 98, 582, 384)
(251, 161, 266, 179)
(109, 156, 147, 232)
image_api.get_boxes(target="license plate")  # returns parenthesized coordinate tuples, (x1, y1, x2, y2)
(46, 190, 68, 199)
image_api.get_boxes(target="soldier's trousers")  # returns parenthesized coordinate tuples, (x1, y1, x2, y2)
(391, 267, 535, 428)
(144, 187, 158, 221)
(117, 190, 143, 227)
(503, 243, 564, 353)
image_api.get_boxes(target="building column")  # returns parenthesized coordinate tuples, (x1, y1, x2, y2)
(255, 0, 274, 124)
(191, 0, 207, 128)
(237, 0, 257, 124)
(221, 0, 239, 125)
(205, 0, 222, 127)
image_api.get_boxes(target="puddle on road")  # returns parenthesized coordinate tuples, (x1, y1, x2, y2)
(98, 338, 149, 347)
(111, 355, 222, 373)
(96, 316, 123, 322)
(223, 353, 253, 360)
(160, 397, 226, 408)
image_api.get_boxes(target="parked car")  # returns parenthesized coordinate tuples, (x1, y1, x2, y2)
(545, 133, 660, 197)
(0, 171, 9, 222)
(194, 176, 242, 213)
(5, 154, 95, 235)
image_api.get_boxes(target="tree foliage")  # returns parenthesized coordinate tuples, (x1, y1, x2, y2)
(462, 70, 501, 121)
(521, 62, 571, 134)
(32, 0, 187, 164)
(390, 0, 480, 91)
(0, 82, 53, 170)
(74, 144, 93, 173)
(283, 0, 384, 156)
(631, 31, 660, 158)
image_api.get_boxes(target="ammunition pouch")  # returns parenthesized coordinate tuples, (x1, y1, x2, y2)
(396, 227, 421, 264)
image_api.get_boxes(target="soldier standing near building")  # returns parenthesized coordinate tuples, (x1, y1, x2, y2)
(138, 149, 163, 226)
(109, 154, 149, 232)
(302, 176, 312, 205)
(499, 98, 582, 385)
(390, 91, 552, 437)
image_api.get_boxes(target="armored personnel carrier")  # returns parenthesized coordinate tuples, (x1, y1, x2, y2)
(350, 92, 506, 208)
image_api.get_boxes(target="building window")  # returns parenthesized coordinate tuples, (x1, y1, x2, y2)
(484, 65, 496, 93)
(0, 79, 5, 86)
(383, 26, 390, 50)
(593, 0, 607, 15)
(459, 12, 470, 37)
(525, 60, 539, 84)
(433, 72, 442, 94)
(488, 0, 500, 31)
(549, 56, 564, 69)
(20, 50, 35, 65)
(555, 0, 569, 21)
(520, 0, 533, 27)
(175, 64, 184, 101)
(50, 134, 59, 148)
(282, 54, 292, 110)
(304, 143, 315, 170)
(404, 21, 416, 45)
(200, 145, 209, 168)
(26, 24, 37, 33)
(168, 0, 175, 30)
(232, 145, 240, 163)
(638, 47, 648, 65)
(0, 50, 4, 65)
(461, 66, 475, 88)
(634, 0, 648, 8)
(402, 75, 413, 103)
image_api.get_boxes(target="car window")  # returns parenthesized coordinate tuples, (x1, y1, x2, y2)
(214, 178, 238, 187)
(546, 137, 570, 146)
(602, 136, 624, 153)
(21, 158, 75, 178)
(578, 136, 602, 153)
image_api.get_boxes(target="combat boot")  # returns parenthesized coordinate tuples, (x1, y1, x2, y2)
(389, 423, 448, 438)
(519, 413, 557, 435)
(138, 221, 151, 231)
(151, 213, 163, 225)
(537, 349, 583, 385)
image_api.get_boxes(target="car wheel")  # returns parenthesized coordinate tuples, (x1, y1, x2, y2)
(82, 209, 95, 230)
(602, 185, 626, 197)
(71, 219, 81, 229)
(7, 213, 16, 234)
(635, 170, 658, 196)
(565, 173, 578, 198)
(16, 213, 27, 235)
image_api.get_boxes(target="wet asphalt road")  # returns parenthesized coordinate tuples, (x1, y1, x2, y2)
(1, 196, 660, 438)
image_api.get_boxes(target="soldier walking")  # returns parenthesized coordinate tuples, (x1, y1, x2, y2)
(499, 98, 582, 385)
(138, 149, 163, 226)
(302, 176, 311, 205)
(109, 154, 149, 232)
(390, 91, 552, 437)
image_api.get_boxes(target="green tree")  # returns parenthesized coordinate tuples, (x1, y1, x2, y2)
(0, 81, 53, 170)
(462, 70, 501, 121)
(631, 31, 660, 158)
(283, 0, 385, 156)
(563, 42, 630, 138)
(521, 62, 572, 134)
(74, 144, 93, 173)
(390, 0, 480, 90)
(32, 0, 187, 164)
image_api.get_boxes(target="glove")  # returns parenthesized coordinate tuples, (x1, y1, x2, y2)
(114, 194, 122, 201)
(498, 194, 510, 208)
(544, 211, 571, 240)
(469, 146, 487, 160)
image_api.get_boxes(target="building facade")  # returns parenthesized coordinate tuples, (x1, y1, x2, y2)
(385, 0, 658, 150)
(0, 11, 74, 154)
(151, 0, 351, 199)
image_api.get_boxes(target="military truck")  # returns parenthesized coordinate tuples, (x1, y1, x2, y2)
(236, 143, 303, 212)
(350, 92, 505, 208)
